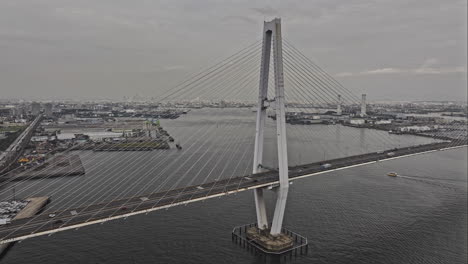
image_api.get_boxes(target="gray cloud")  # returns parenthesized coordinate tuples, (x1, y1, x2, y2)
(0, 0, 466, 101)
(251, 6, 279, 17)
(337, 58, 467, 77)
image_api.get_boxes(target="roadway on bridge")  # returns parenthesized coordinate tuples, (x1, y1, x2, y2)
(0, 141, 465, 243)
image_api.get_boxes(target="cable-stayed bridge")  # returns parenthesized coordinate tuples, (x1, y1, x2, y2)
(0, 18, 466, 249)
(0, 141, 465, 244)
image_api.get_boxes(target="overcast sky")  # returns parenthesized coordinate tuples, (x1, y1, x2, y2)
(0, 0, 466, 101)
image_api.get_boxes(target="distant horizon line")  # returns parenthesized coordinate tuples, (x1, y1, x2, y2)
(0, 98, 467, 105)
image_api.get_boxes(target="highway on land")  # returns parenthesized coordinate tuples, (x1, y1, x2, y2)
(0, 141, 466, 244)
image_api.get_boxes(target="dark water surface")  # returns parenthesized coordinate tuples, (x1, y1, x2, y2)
(1, 109, 466, 263)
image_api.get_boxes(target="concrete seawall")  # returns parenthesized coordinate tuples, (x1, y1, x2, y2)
(0, 197, 49, 257)
(2, 155, 85, 182)
(13, 197, 49, 220)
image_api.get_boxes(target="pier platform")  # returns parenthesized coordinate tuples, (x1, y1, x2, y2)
(14, 197, 49, 220)
(2, 155, 85, 182)
(232, 223, 308, 255)
(246, 226, 294, 251)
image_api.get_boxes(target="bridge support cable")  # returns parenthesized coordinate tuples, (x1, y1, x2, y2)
(0, 131, 121, 190)
(283, 40, 467, 146)
(282, 44, 445, 152)
(267, 62, 337, 166)
(185, 109, 256, 195)
(139, 79, 259, 205)
(39, 62, 260, 225)
(0, 108, 211, 237)
(220, 134, 256, 193)
(283, 93, 372, 160)
(282, 63, 379, 153)
(87, 37, 262, 214)
(0, 41, 260, 191)
(164, 47, 261, 102)
(0, 141, 464, 244)
(0, 125, 178, 200)
(267, 57, 331, 165)
(25, 63, 460, 216)
(282, 48, 405, 150)
(154, 40, 261, 102)
(119, 77, 259, 207)
(0, 41, 262, 198)
(78, 119, 238, 225)
(283, 40, 361, 103)
(281, 63, 377, 157)
(0, 136, 177, 240)
(173, 119, 256, 204)
(282, 39, 465, 172)
(147, 83, 258, 185)
(281, 63, 390, 160)
(283, 73, 400, 155)
(85, 68, 261, 221)
(0, 41, 268, 239)
(2, 19, 466, 244)
(163, 120, 253, 206)
(8, 102, 252, 238)
(0, 140, 462, 243)
(142, 100, 256, 206)
(284, 41, 466, 148)
(5, 104, 212, 203)
(83, 67, 258, 209)
(120, 67, 259, 201)
(68, 108, 241, 215)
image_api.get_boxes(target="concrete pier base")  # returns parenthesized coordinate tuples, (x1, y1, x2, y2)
(232, 223, 307, 255)
(246, 226, 293, 252)
(14, 197, 49, 220)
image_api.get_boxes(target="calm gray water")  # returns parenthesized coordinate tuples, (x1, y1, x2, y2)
(1, 108, 466, 263)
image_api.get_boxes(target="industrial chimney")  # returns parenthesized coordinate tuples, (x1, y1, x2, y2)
(360, 94, 367, 117)
(337, 94, 342, 115)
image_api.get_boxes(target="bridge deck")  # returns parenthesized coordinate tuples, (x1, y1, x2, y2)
(0, 141, 466, 244)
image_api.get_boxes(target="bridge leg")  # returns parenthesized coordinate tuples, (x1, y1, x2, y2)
(254, 188, 268, 230)
(269, 18, 289, 236)
(252, 19, 273, 230)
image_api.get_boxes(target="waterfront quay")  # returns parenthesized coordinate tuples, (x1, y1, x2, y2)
(2, 155, 85, 182)
(0, 197, 49, 256)
(0, 114, 176, 182)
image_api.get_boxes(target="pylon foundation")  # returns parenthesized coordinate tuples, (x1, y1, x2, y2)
(246, 226, 293, 252)
(232, 223, 308, 255)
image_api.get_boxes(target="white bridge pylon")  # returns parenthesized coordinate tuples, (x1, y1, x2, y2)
(252, 18, 289, 236)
